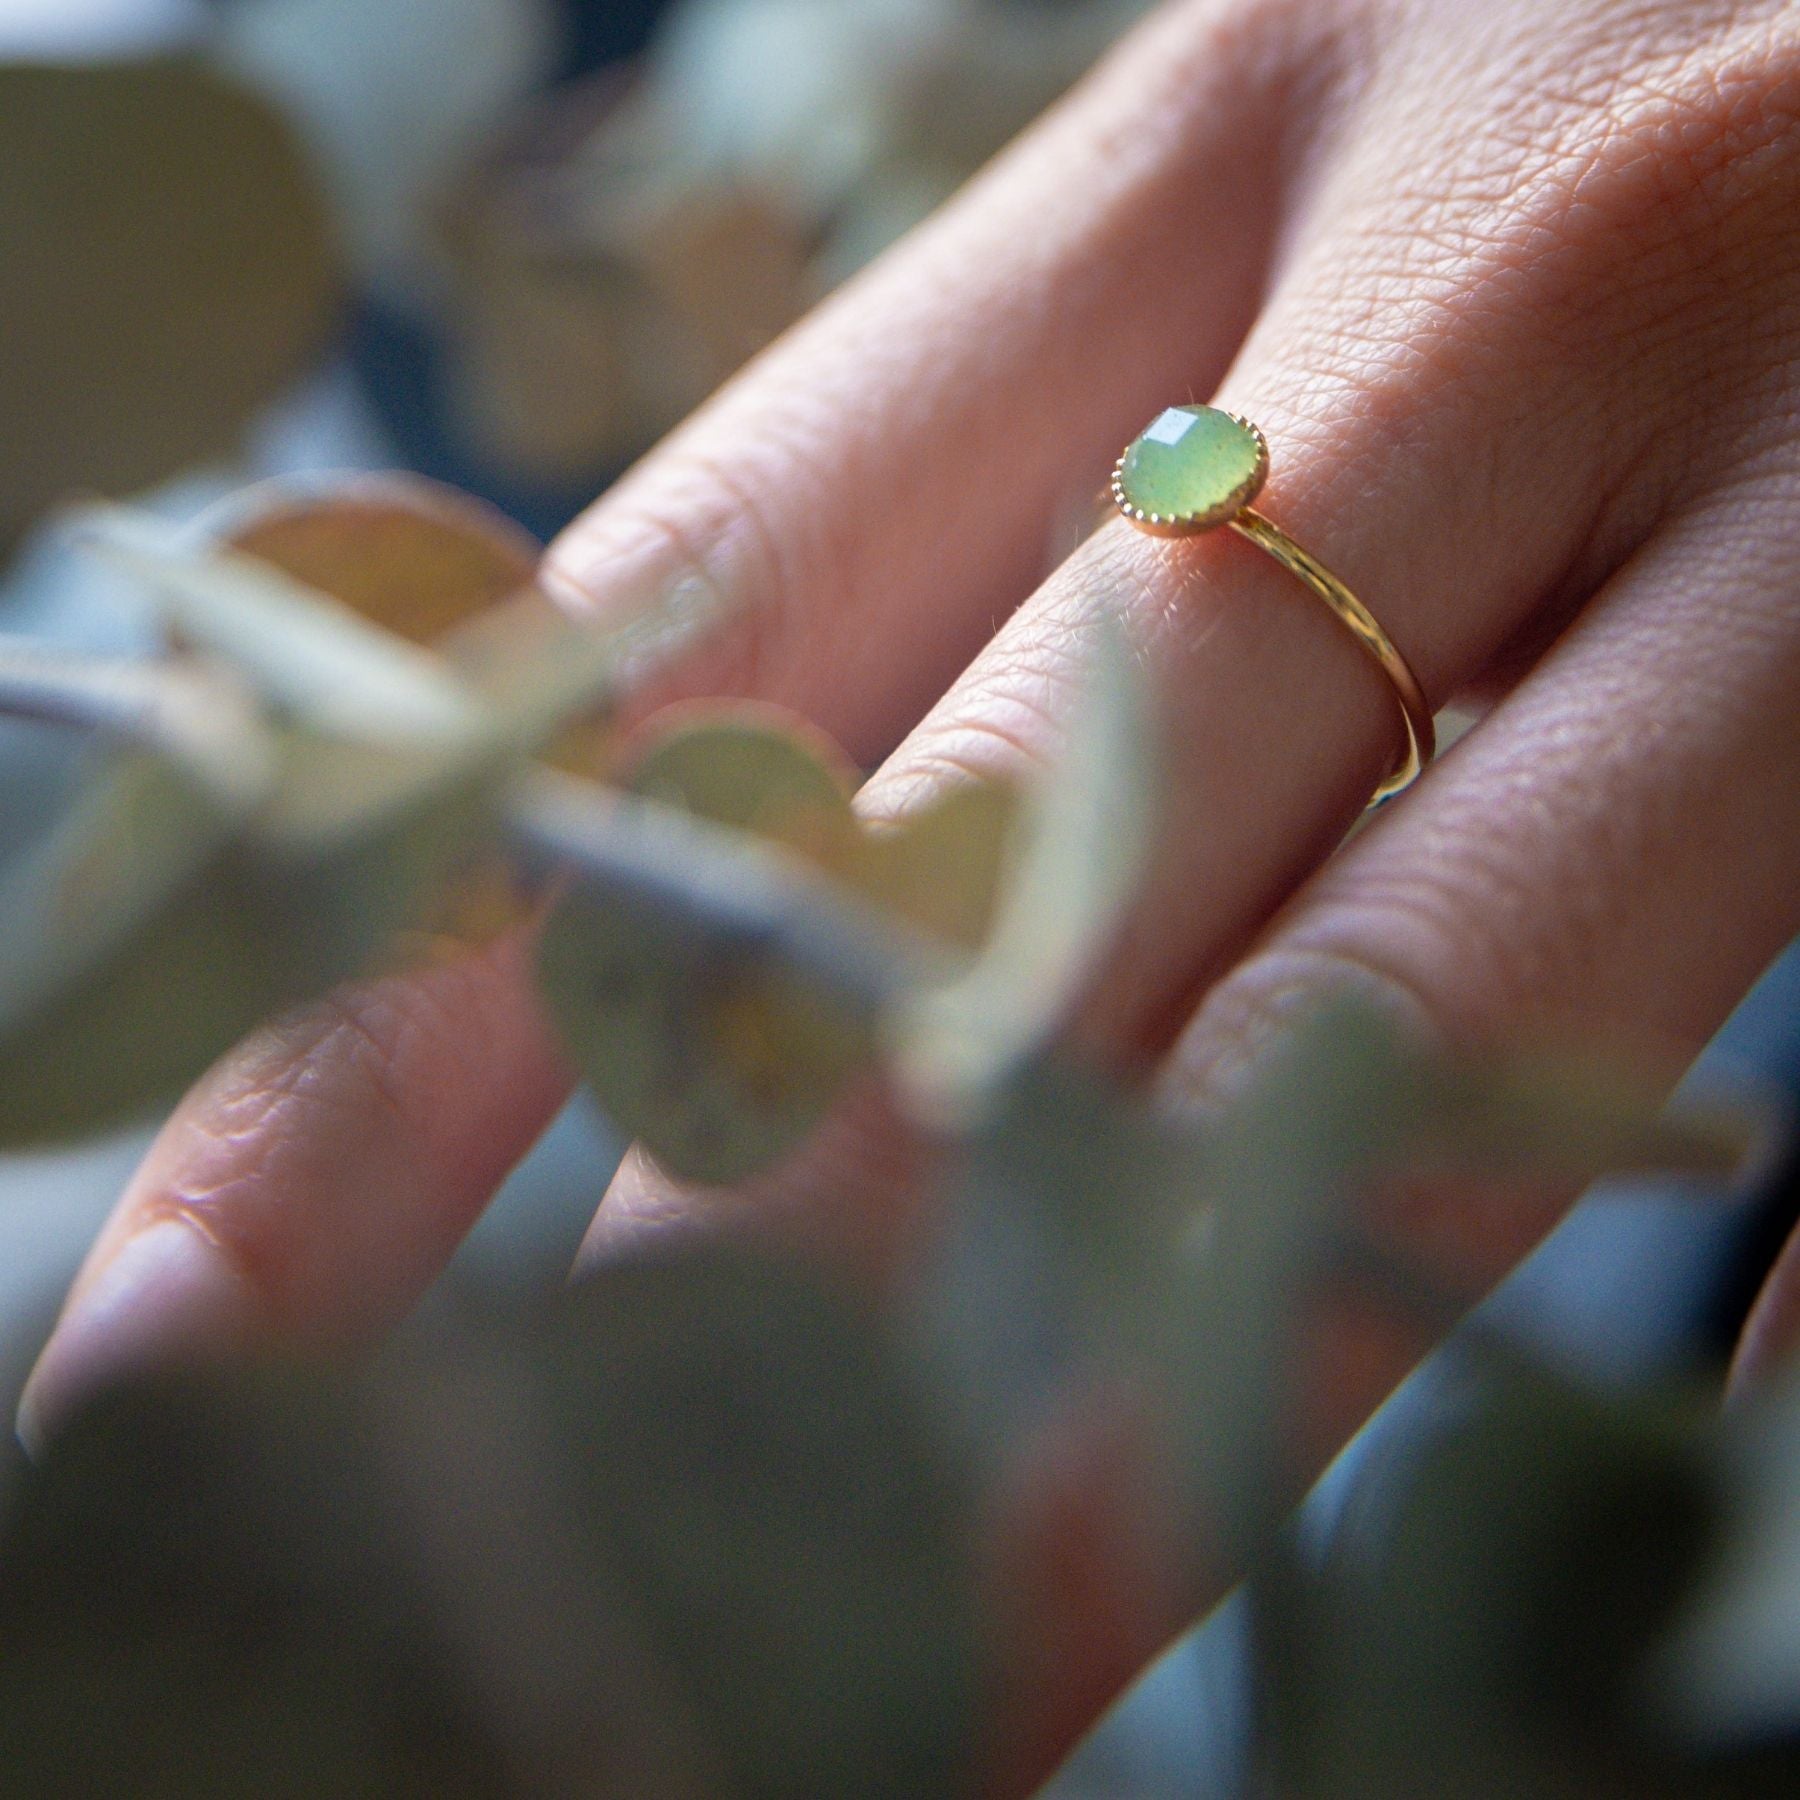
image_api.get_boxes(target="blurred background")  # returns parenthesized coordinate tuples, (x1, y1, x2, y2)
(3, 2, 1798, 1793)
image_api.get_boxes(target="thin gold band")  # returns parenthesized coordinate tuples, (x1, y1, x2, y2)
(1227, 507, 1434, 803)
(1111, 407, 1434, 804)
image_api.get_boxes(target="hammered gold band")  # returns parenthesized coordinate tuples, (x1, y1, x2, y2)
(1112, 406, 1434, 803)
(1226, 507, 1433, 801)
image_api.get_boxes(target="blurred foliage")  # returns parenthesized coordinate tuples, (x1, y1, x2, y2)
(0, 0, 1149, 553)
(5, 4, 1800, 1795)
(539, 706, 878, 1183)
(540, 701, 1021, 1181)
(218, 477, 541, 642)
(0, 56, 339, 558)
(0, 1247, 976, 1798)
(0, 476, 1789, 1796)
(1249, 1354, 1800, 1800)
(0, 480, 716, 1143)
(429, 0, 1152, 476)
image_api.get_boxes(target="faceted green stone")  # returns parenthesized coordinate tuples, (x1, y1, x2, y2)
(1114, 406, 1267, 534)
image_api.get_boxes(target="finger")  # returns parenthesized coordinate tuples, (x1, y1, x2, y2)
(17, 930, 570, 1449)
(870, 0, 1800, 1048)
(1165, 464, 1800, 1391)
(541, 0, 1311, 760)
(572, 438, 1800, 1800)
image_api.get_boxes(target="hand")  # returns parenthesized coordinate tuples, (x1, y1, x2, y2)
(23, 0, 1800, 1781)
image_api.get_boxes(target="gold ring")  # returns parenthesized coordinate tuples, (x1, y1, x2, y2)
(1112, 405, 1433, 803)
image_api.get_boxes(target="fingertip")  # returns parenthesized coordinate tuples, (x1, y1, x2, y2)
(19, 929, 574, 1453)
(16, 1216, 260, 1455)
(574, 1147, 711, 1274)
(1726, 1212, 1800, 1404)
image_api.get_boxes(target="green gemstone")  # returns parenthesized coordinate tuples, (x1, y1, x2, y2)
(1114, 406, 1267, 533)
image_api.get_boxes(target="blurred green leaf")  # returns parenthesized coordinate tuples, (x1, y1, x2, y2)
(1658, 1360, 1800, 1748)
(1410, 1047, 1759, 1190)
(620, 702, 861, 863)
(540, 878, 876, 1186)
(957, 999, 1417, 1547)
(207, 475, 664, 931)
(0, 721, 514, 1145)
(78, 506, 484, 747)
(943, 959, 1758, 1578)
(0, 643, 274, 808)
(0, 57, 339, 556)
(539, 709, 872, 1186)
(1176, 1003, 1436, 1541)
(0, 1368, 519, 1800)
(0, 508, 585, 1139)
(0, 644, 296, 1071)
(920, 1060, 1197, 1460)
(893, 620, 1155, 1125)
(1261, 1362, 1718, 1800)
(531, 1246, 980, 1798)
(83, 483, 707, 782)
(219, 474, 541, 645)
(0, 1245, 978, 1799)
(532, 803, 863, 1186)
(851, 776, 1020, 954)
(93, 492, 724, 772)
(446, 565, 727, 759)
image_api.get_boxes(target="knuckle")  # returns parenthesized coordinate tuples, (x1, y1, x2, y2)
(1246, 13, 1800, 528)
(548, 420, 852, 713)
(141, 978, 459, 1316)
(1283, 9, 1800, 312)
(1276, 768, 1644, 1053)
(645, 440, 836, 701)
(1106, 0, 1379, 210)
(1169, 748, 1656, 1125)
(867, 626, 1089, 817)
(1553, 50, 1800, 263)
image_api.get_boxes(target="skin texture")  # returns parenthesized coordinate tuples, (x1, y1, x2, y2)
(20, 0, 1800, 1785)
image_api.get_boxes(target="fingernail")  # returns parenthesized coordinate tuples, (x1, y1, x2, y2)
(16, 1219, 259, 1459)
(573, 1150, 707, 1277)
(1164, 949, 1440, 1124)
